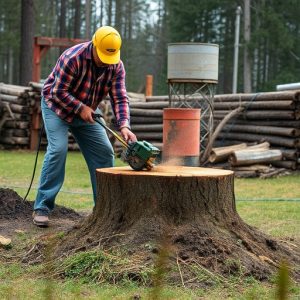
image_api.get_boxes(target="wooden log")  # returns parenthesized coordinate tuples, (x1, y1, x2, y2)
(146, 95, 169, 102)
(232, 164, 271, 172)
(29, 81, 43, 91)
(0, 136, 29, 145)
(131, 116, 162, 124)
(1, 129, 28, 137)
(221, 132, 300, 148)
(259, 168, 288, 179)
(130, 124, 163, 132)
(146, 91, 300, 103)
(209, 143, 248, 163)
(214, 100, 297, 110)
(212, 139, 253, 148)
(233, 170, 258, 178)
(201, 107, 245, 164)
(135, 132, 163, 140)
(222, 124, 300, 137)
(127, 92, 145, 102)
(130, 101, 169, 109)
(0, 94, 27, 105)
(279, 149, 299, 160)
(230, 120, 300, 128)
(0, 83, 30, 92)
(214, 110, 299, 120)
(7, 103, 29, 114)
(246, 142, 271, 150)
(214, 91, 300, 101)
(209, 142, 270, 163)
(12, 113, 30, 121)
(229, 149, 282, 166)
(272, 160, 297, 170)
(130, 108, 163, 117)
(2, 120, 29, 129)
(0, 86, 29, 97)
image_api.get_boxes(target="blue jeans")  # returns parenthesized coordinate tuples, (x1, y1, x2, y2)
(34, 98, 114, 212)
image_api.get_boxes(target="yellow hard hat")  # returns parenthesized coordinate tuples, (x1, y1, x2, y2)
(92, 26, 122, 64)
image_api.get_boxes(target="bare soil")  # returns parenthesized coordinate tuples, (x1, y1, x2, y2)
(0, 188, 83, 243)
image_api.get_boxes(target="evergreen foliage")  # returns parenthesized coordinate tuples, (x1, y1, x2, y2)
(0, 0, 299, 94)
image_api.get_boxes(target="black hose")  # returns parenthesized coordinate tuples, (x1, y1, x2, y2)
(23, 123, 44, 201)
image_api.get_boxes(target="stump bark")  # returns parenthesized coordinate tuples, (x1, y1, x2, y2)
(90, 166, 236, 233)
(59, 166, 300, 284)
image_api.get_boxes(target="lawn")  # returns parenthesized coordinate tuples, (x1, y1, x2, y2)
(0, 150, 299, 299)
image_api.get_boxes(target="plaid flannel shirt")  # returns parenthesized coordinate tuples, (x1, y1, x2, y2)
(42, 41, 130, 129)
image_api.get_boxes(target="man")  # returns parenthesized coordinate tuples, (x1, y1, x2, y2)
(33, 26, 136, 227)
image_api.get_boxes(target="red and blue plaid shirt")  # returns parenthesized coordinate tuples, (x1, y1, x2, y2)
(42, 42, 130, 129)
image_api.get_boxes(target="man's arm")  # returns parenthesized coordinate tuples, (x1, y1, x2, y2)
(109, 62, 136, 142)
(109, 61, 130, 129)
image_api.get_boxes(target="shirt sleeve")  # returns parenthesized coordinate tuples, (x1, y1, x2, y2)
(51, 55, 83, 115)
(109, 61, 130, 129)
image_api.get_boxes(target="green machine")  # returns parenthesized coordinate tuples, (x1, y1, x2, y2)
(93, 114, 160, 171)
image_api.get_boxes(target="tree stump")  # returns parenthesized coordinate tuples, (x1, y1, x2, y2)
(59, 166, 299, 285)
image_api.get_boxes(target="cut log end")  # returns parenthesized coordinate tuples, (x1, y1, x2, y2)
(97, 165, 234, 177)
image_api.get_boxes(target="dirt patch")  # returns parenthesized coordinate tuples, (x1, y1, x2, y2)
(0, 188, 84, 238)
(0, 188, 80, 220)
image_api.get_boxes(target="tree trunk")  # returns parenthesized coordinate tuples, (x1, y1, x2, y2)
(107, 0, 113, 26)
(229, 149, 282, 166)
(87, 166, 237, 234)
(20, 0, 35, 86)
(74, 0, 81, 38)
(114, 0, 122, 32)
(85, 0, 91, 39)
(243, 0, 251, 93)
(59, 0, 66, 53)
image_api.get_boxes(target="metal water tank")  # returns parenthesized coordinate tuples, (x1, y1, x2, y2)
(167, 43, 219, 83)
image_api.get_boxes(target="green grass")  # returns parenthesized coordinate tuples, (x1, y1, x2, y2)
(0, 150, 299, 237)
(0, 150, 299, 299)
(0, 263, 299, 300)
(235, 175, 300, 200)
(0, 150, 126, 210)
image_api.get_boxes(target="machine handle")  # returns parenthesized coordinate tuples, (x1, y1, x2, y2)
(92, 113, 129, 148)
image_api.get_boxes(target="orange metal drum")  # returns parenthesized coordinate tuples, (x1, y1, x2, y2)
(163, 108, 200, 166)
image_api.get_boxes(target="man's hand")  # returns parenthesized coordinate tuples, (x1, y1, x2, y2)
(120, 127, 137, 143)
(79, 105, 95, 123)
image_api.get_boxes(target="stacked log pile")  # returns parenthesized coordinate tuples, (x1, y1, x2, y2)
(0, 83, 33, 148)
(1, 82, 299, 176)
(126, 91, 299, 175)
(0, 82, 146, 152)
(213, 91, 300, 171)
(208, 142, 288, 178)
(29, 82, 82, 151)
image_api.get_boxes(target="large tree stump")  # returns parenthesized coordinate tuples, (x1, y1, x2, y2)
(59, 166, 299, 284)
(90, 166, 236, 233)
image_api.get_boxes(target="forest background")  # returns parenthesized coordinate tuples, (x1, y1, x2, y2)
(0, 0, 300, 95)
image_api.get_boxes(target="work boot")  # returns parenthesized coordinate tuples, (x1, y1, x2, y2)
(32, 210, 49, 227)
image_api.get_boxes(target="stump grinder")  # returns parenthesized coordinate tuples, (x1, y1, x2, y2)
(93, 113, 160, 171)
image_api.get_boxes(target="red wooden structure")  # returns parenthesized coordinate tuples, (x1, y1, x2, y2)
(30, 36, 87, 150)
(32, 36, 87, 82)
